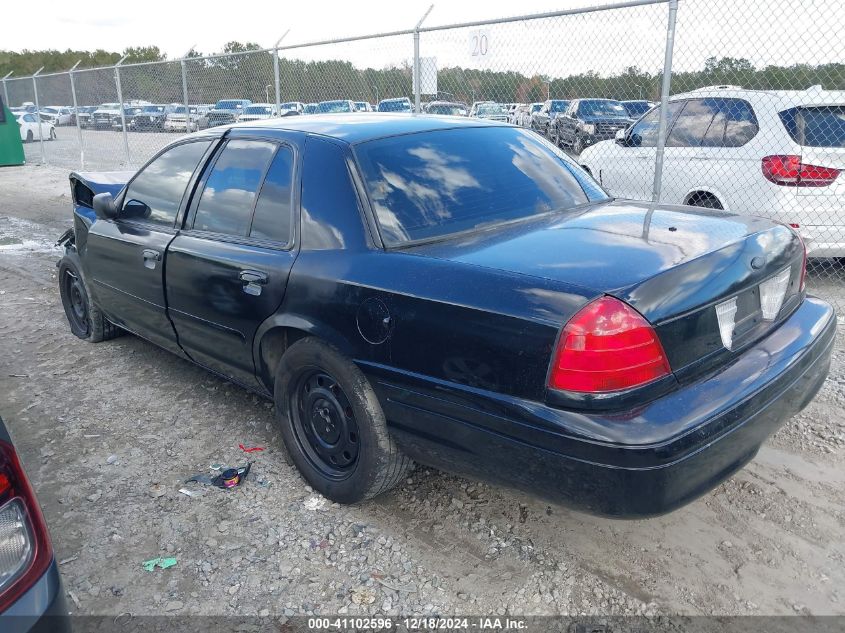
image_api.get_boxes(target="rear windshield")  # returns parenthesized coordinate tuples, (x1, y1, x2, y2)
(780, 106, 845, 148)
(549, 100, 569, 112)
(216, 100, 245, 110)
(355, 126, 607, 245)
(427, 104, 464, 115)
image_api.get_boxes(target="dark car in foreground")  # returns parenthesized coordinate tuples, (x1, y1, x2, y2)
(57, 115, 834, 518)
(553, 98, 634, 153)
(0, 416, 69, 633)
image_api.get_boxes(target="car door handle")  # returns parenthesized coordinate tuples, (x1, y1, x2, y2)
(239, 270, 268, 284)
(142, 249, 161, 269)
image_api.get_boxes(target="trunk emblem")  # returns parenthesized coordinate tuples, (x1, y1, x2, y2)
(715, 297, 738, 350)
(751, 256, 766, 270)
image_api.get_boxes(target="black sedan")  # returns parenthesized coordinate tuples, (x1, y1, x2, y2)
(58, 115, 834, 518)
(0, 416, 69, 633)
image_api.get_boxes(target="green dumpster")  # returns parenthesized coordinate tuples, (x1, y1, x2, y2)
(0, 95, 25, 166)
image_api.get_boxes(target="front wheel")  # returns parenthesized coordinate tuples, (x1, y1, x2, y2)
(58, 253, 122, 343)
(274, 337, 412, 504)
(25, 130, 33, 143)
(49, 128, 56, 140)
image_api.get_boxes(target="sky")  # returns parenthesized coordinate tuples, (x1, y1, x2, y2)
(6, 0, 844, 78)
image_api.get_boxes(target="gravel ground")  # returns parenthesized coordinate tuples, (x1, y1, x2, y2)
(0, 164, 844, 620)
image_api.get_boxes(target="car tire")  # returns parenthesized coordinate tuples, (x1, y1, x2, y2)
(274, 337, 413, 504)
(25, 131, 33, 143)
(49, 128, 56, 140)
(686, 192, 723, 210)
(58, 252, 123, 343)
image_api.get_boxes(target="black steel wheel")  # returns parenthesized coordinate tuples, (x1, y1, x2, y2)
(274, 337, 412, 503)
(291, 370, 360, 479)
(62, 268, 91, 338)
(58, 252, 122, 343)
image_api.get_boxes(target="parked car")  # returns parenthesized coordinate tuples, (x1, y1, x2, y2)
(13, 112, 55, 142)
(39, 106, 73, 126)
(318, 100, 357, 114)
(111, 106, 144, 131)
(377, 98, 412, 113)
(239, 103, 279, 122)
(75, 105, 99, 128)
(129, 104, 177, 131)
(164, 105, 209, 132)
(504, 103, 522, 123)
(579, 85, 845, 257)
(621, 100, 655, 118)
(58, 116, 834, 518)
(0, 415, 70, 632)
(552, 98, 633, 154)
(354, 102, 373, 113)
(303, 103, 319, 115)
(424, 101, 467, 116)
(280, 102, 305, 115)
(471, 102, 508, 122)
(91, 103, 122, 130)
(206, 99, 251, 127)
(530, 99, 569, 136)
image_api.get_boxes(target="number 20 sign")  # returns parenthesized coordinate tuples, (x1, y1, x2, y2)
(469, 30, 491, 61)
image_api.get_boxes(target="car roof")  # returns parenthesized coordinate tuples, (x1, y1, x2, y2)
(671, 85, 845, 108)
(225, 113, 510, 143)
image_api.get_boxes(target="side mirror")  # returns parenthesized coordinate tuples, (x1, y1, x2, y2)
(92, 192, 118, 220)
(615, 128, 628, 145)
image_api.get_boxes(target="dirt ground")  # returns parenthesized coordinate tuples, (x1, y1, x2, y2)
(0, 164, 843, 620)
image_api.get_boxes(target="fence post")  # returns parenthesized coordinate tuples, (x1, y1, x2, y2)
(31, 67, 45, 165)
(413, 5, 434, 114)
(1, 72, 11, 107)
(273, 30, 290, 116)
(180, 60, 190, 133)
(652, 0, 679, 203)
(114, 55, 131, 165)
(68, 60, 84, 169)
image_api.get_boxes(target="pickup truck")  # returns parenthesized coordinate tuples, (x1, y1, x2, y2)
(57, 115, 834, 516)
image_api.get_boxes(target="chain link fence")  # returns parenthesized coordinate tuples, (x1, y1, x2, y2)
(3, 0, 844, 308)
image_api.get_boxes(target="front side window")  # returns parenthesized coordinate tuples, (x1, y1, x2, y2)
(121, 141, 212, 226)
(355, 126, 606, 245)
(667, 99, 716, 147)
(192, 139, 276, 236)
(628, 101, 685, 147)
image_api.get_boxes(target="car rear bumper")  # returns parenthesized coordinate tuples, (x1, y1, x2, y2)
(1, 559, 70, 633)
(368, 296, 836, 518)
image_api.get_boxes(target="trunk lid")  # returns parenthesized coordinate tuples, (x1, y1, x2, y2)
(407, 200, 805, 376)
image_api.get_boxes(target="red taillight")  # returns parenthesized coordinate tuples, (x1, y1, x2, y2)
(548, 296, 671, 393)
(0, 441, 53, 614)
(762, 155, 840, 187)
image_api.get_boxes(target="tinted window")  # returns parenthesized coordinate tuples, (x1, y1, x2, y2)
(780, 106, 844, 148)
(628, 101, 684, 147)
(122, 140, 211, 226)
(250, 147, 294, 244)
(550, 100, 569, 112)
(667, 99, 715, 147)
(623, 101, 651, 117)
(721, 99, 758, 146)
(192, 139, 275, 236)
(320, 101, 354, 113)
(355, 127, 603, 245)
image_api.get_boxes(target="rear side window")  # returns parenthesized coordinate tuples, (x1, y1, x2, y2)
(122, 140, 211, 226)
(780, 106, 845, 148)
(192, 139, 276, 236)
(250, 146, 294, 244)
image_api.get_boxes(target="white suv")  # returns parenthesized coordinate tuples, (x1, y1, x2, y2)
(579, 86, 845, 257)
